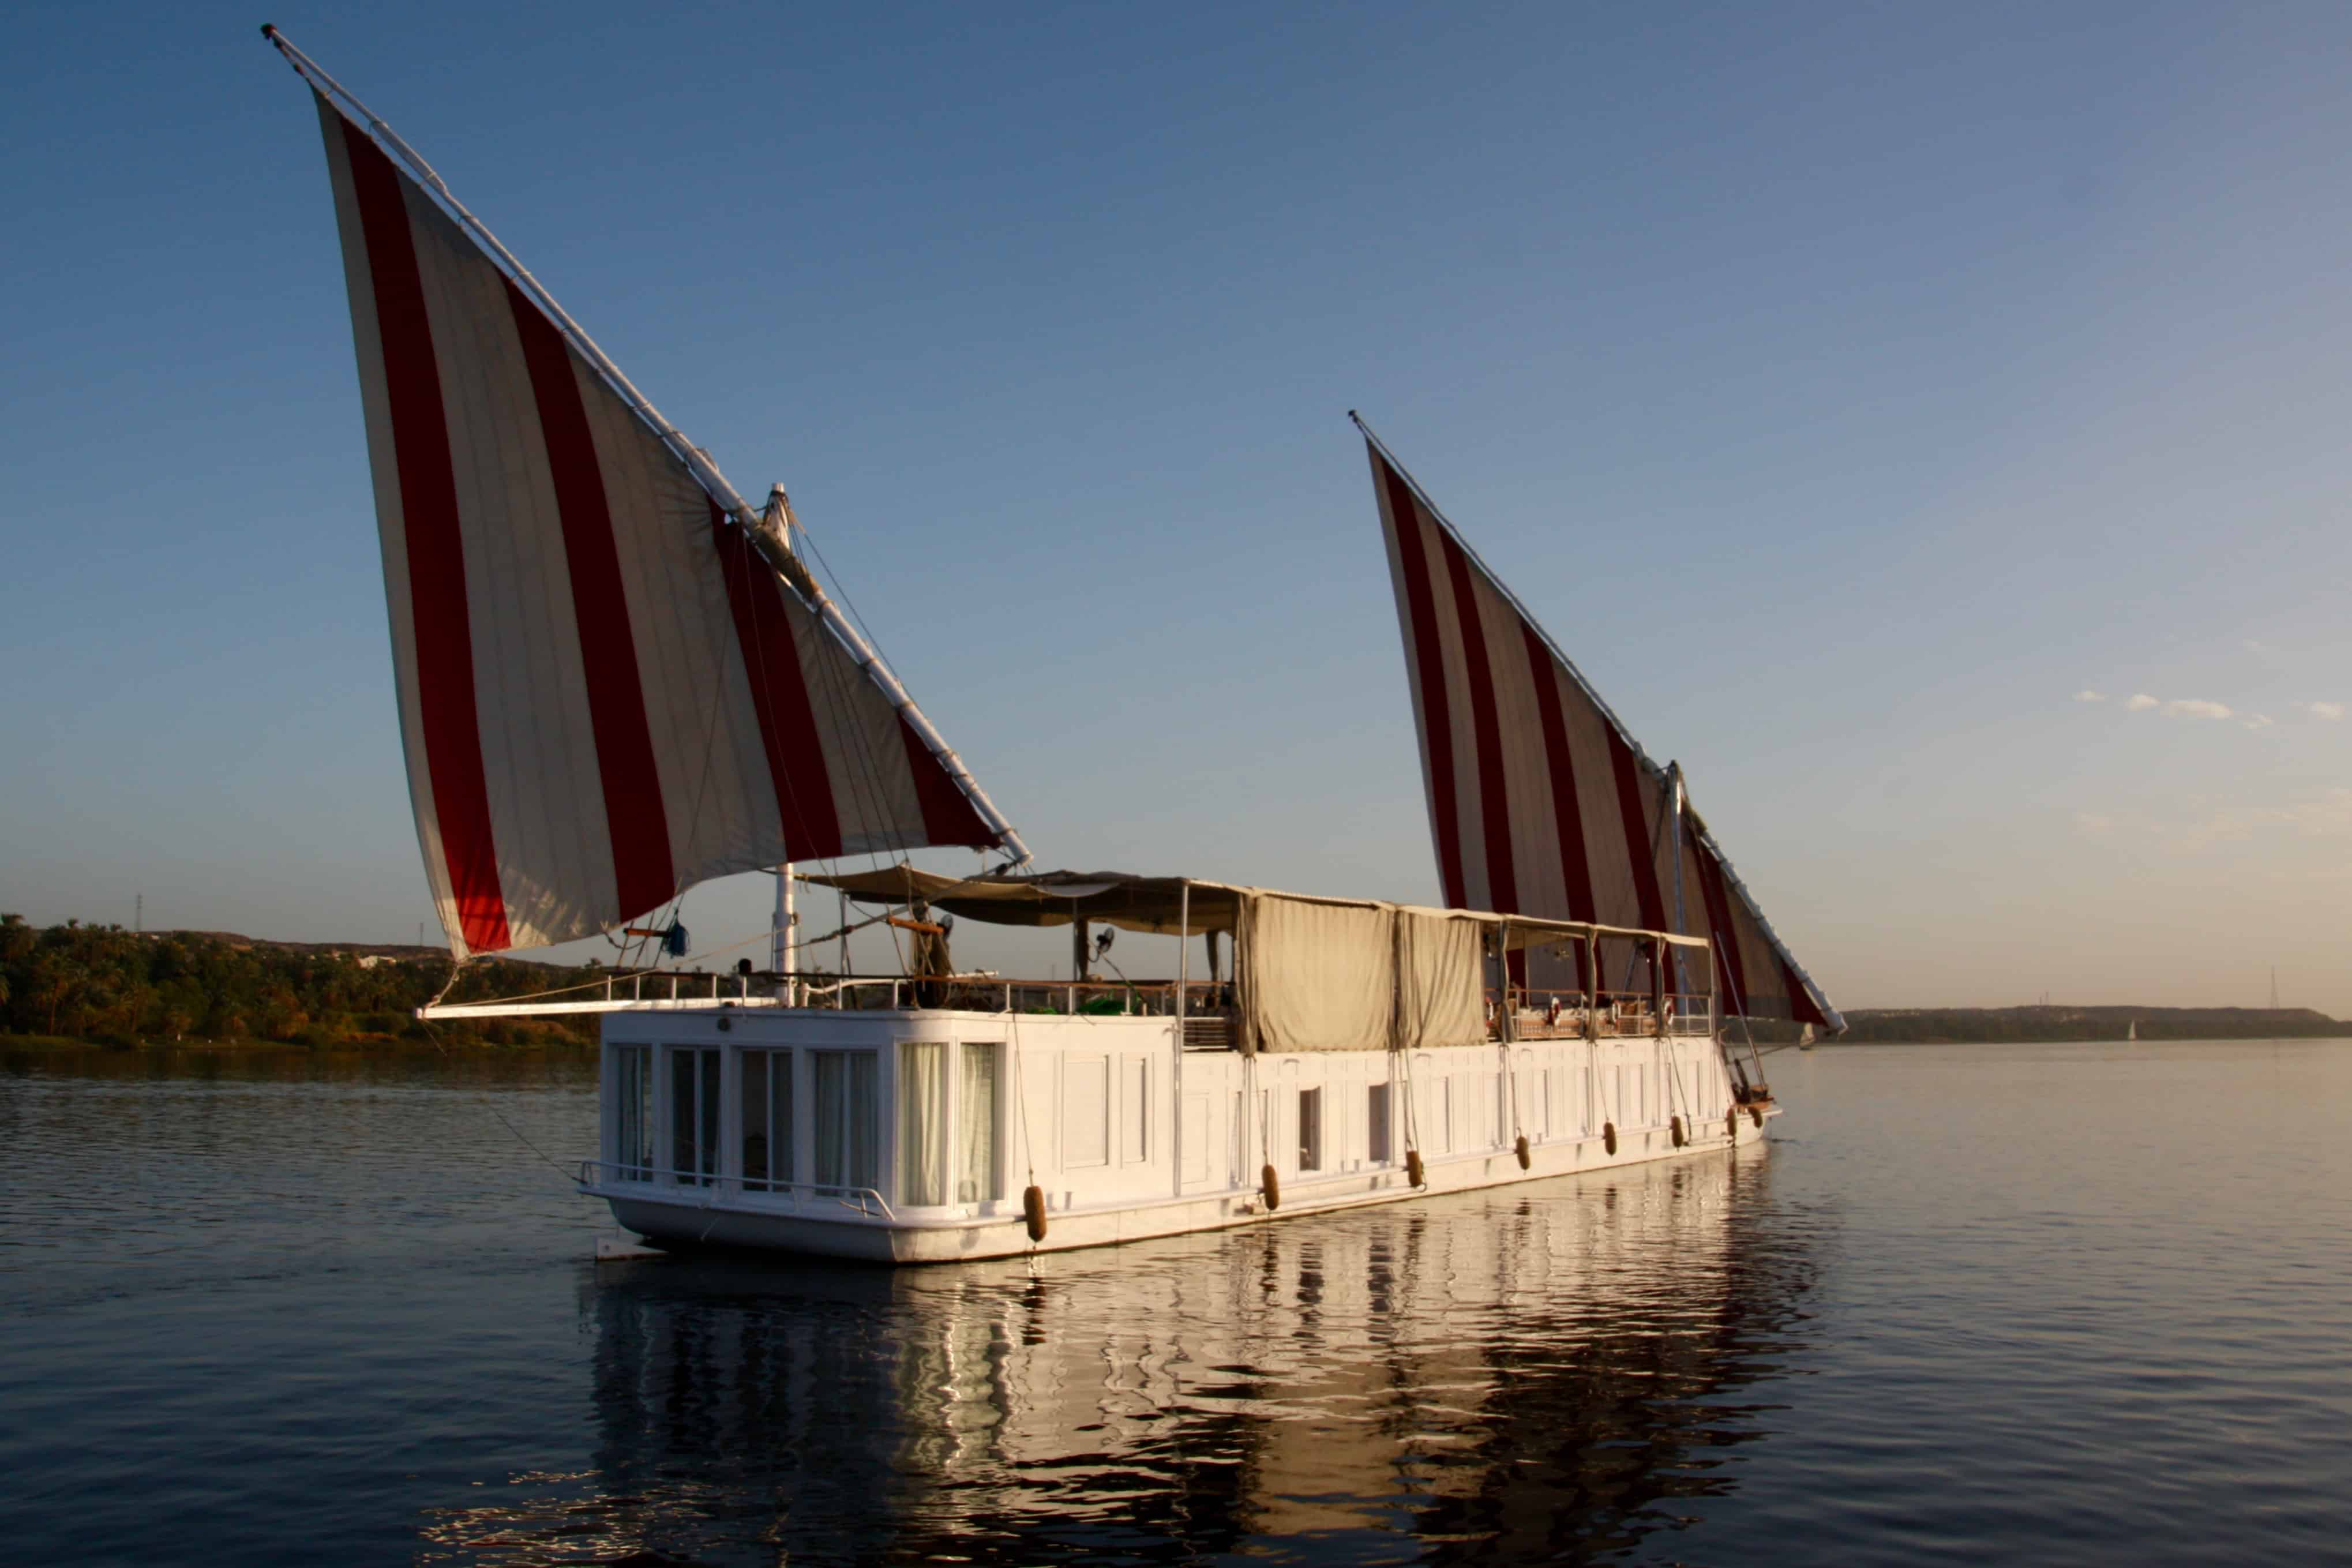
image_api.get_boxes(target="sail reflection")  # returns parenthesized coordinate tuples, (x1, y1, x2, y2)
(421, 1152, 1817, 1564)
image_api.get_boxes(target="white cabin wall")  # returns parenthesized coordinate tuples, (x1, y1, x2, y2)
(595, 1013, 1749, 1223)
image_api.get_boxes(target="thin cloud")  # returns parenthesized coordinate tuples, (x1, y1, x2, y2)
(2123, 693, 2231, 719)
(2178, 788, 2352, 850)
(2073, 689, 2107, 703)
(2304, 700, 2345, 721)
(2073, 811, 2115, 832)
(2244, 712, 2275, 732)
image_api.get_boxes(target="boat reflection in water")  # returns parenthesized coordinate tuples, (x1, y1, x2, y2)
(421, 1150, 1815, 1563)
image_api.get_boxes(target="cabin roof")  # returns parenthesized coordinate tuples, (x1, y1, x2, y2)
(802, 865, 1707, 949)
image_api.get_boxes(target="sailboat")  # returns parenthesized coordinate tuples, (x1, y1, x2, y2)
(2127, 1019, 2138, 1042)
(268, 28, 1841, 1261)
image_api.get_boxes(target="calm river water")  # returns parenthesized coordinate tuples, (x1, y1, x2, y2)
(3, 1040, 2347, 1565)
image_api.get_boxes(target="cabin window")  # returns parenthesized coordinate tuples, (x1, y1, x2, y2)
(669, 1046, 721, 1186)
(1367, 1082, 1392, 1164)
(899, 1042, 949, 1206)
(1299, 1087, 1323, 1172)
(741, 1049, 792, 1190)
(1064, 1056, 1110, 1168)
(613, 1044, 654, 1180)
(1438, 1076, 1455, 1154)
(813, 1050, 878, 1193)
(1123, 1058, 1150, 1164)
(959, 1044, 1000, 1203)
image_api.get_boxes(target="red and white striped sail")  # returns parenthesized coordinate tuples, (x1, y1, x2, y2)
(310, 94, 1004, 956)
(1367, 436, 1839, 1028)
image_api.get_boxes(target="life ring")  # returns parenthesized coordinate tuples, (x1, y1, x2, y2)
(1514, 1134, 1531, 1169)
(1261, 1163, 1281, 1211)
(1603, 1121, 1618, 1156)
(1023, 1184, 1048, 1243)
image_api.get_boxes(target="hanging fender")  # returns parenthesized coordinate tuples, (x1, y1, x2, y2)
(1260, 1164, 1281, 1212)
(1603, 1121, 1618, 1156)
(1750, 1105, 1765, 1129)
(1514, 1134, 1531, 1169)
(1405, 1149, 1426, 1188)
(1023, 1185, 1048, 1243)
(1671, 1115, 1686, 1147)
(1726, 1107, 1739, 1139)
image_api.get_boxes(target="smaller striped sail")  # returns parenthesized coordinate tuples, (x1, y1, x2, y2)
(298, 75, 1015, 955)
(1363, 426, 1840, 1029)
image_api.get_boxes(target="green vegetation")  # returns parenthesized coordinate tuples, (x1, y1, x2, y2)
(0, 915, 603, 1048)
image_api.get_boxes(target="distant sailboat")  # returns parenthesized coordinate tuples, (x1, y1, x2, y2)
(2126, 1019, 2137, 1042)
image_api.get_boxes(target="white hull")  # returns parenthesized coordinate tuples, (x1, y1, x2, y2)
(583, 1006, 1773, 1263)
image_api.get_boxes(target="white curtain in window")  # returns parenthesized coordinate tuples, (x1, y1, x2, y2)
(958, 1044, 999, 1203)
(899, 1042, 949, 1206)
(816, 1051, 879, 1191)
(614, 1045, 652, 1178)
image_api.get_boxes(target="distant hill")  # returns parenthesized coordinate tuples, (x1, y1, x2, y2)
(1833, 1005, 2346, 1044)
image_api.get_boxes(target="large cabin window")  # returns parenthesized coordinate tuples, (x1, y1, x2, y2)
(1298, 1087, 1323, 1172)
(813, 1050, 878, 1194)
(669, 1046, 721, 1186)
(899, 1042, 950, 1206)
(959, 1043, 1000, 1203)
(741, 1050, 791, 1191)
(613, 1044, 654, 1180)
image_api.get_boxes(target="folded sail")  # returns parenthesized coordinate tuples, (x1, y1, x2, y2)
(1366, 436, 1839, 1028)
(311, 95, 1001, 955)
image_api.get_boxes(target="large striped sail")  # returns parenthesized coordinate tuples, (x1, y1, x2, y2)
(298, 74, 1015, 955)
(1364, 429, 1840, 1029)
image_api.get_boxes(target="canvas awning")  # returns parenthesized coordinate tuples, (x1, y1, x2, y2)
(805, 866, 1715, 948)
(804, 867, 1246, 935)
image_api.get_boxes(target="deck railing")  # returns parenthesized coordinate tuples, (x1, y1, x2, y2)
(575, 1158, 896, 1219)
(1501, 989, 1716, 1041)
(796, 976, 1232, 1019)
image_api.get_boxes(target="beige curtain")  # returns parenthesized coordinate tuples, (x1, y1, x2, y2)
(957, 1043, 998, 1203)
(1395, 910, 1488, 1051)
(898, 1042, 949, 1205)
(1237, 894, 1397, 1053)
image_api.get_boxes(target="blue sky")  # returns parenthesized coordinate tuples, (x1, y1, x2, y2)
(3, 1, 2347, 1011)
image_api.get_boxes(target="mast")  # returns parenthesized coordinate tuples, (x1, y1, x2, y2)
(260, 24, 1030, 871)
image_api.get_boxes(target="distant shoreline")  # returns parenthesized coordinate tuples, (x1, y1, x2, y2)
(6, 918, 2343, 1052)
(1820, 1005, 2346, 1045)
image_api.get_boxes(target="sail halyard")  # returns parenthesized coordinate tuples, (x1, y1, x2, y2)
(1355, 412, 1840, 1030)
(270, 27, 1027, 958)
